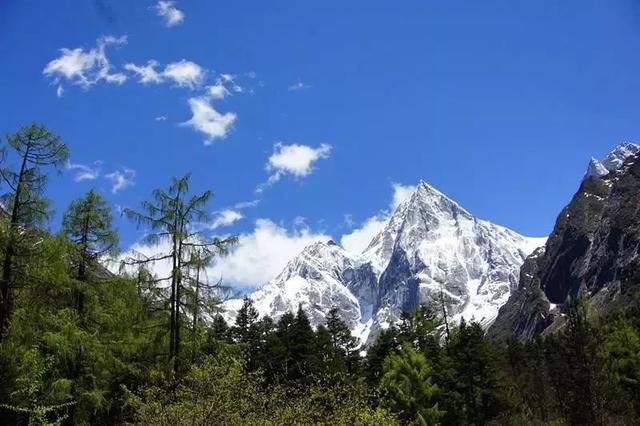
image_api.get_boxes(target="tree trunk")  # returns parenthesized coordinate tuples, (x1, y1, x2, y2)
(0, 144, 30, 340)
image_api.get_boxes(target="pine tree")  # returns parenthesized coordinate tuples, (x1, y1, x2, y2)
(378, 343, 443, 425)
(398, 304, 441, 357)
(232, 297, 259, 344)
(209, 314, 230, 342)
(290, 305, 315, 382)
(325, 307, 359, 374)
(445, 319, 511, 425)
(366, 326, 400, 386)
(0, 123, 68, 340)
(123, 174, 235, 376)
(560, 298, 608, 425)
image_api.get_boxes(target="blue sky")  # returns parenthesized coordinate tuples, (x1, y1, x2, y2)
(1, 1, 640, 288)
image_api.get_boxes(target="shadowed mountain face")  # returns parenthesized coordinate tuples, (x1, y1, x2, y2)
(490, 149, 640, 341)
(225, 181, 542, 345)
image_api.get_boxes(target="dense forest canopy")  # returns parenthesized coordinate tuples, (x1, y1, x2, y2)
(0, 124, 639, 425)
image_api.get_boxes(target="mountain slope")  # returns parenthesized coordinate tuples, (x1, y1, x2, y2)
(225, 181, 543, 344)
(364, 181, 542, 342)
(490, 142, 640, 341)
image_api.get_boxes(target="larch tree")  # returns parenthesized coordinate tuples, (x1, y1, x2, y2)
(0, 123, 68, 339)
(184, 246, 231, 360)
(62, 189, 118, 312)
(123, 173, 235, 376)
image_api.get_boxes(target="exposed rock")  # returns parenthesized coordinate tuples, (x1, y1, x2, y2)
(491, 147, 640, 341)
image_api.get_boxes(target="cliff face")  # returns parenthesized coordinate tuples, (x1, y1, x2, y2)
(490, 152, 640, 340)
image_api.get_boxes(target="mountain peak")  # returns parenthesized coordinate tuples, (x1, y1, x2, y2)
(602, 141, 639, 171)
(409, 179, 471, 217)
(584, 142, 640, 179)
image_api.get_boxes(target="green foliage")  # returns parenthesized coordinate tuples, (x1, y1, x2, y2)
(125, 348, 399, 426)
(0, 123, 68, 339)
(62, 189, 118, 280)
(1, 123, 639, 425)
(123, 173, 236, 377)
(379, 343, 443, 425)
(0, 123, 68, 228)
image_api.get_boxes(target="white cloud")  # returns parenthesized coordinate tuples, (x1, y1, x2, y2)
(43, 35, 127, 90)
(288, 80, 311, 91)
(233, 199, 260, 209)
(341, 215, 388, 254)
(154, 1, 185, 27)
(163, 60, 204, 89)
(258, 143, 332, 191)
(210, 219, 330, 288)
(211, 209, 244, 229)
(66, 160, 102, 182)
(124, 60, 163, 84)
(114, 218, 329, 289)
(56, 85, 64, 97)
(181, 96, 237, 144)
(206, 74, 244, 99)
(125, 59, 205, 89)
(340, 183, 415, 254)
(105, 168, 136, 193)
(155, 115, 167, 121)
(208, 81, 230, 99)
(390, 183, 415, 209)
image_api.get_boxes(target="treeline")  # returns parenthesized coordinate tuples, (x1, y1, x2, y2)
(0, 124, 639, 425)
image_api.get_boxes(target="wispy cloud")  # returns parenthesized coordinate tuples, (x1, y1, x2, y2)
(210, 209, 244, 229)
(288, 79, 311, 91)
(234, 199, 260, 209)
(155, 115, 167, 121)
(181, 96, 236, 144)
(43, 35, 127, 91)
(66, 160, 102, 182)
(124, 60, 163, 84)
(105, 168, 136, 193)
(257, 143, 332, 192)
(153, 1, 185, 27)
(125, 59, 205, 89)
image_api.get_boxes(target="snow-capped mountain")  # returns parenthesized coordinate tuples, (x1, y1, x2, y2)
(224, 181, 544, 345)
(584, 142, 639, 179)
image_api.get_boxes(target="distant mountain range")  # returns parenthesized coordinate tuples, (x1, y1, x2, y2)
(223, 182, 545, 345)
(223, 142, 639, 345)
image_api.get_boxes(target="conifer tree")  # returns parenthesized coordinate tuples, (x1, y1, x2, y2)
(560, 298, 608, 424)
(209, 314, 231, 342)
(398, 304, 441, 356)
(62, 189, 118, 311)
(0, 123, 68, 339)
(123, 174, 235, 375)
(366, 326, 400, 386)
(378, 343, 443, 425)
(232, 297, 259, 343)
(325, 307, 359, 373)
(445, 319, 511, 425)
(291, 305, 316, 380)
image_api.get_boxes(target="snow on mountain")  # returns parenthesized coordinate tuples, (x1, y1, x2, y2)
(223, 180, 545, 345)
(360, 181, 543, 343)
(584, 157, 610, 178)
(584, 142, 639, 179)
